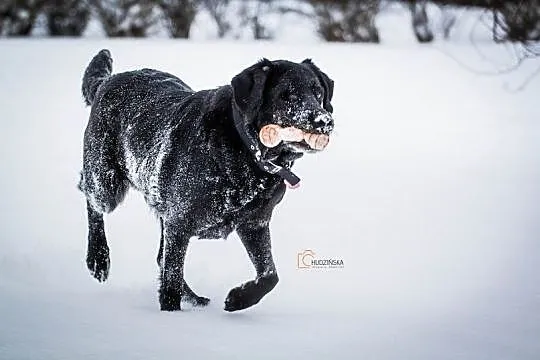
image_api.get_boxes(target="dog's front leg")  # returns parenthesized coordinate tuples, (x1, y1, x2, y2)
(224, 223, 279, 312)
(157, 217, 210, 308)
(159, 219, 190, 311)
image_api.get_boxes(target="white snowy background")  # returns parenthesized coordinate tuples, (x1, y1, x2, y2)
(1, 7, 539, 360)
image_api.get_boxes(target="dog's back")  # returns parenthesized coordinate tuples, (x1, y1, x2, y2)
(82, 49, 193, 107)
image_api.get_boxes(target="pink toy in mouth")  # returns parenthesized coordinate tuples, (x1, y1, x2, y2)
(259, 124, 329, 151)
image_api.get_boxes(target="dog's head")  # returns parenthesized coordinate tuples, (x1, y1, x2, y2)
(231, 58, 334, 154)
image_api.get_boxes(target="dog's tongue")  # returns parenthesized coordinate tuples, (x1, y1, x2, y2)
(284, 179, 301, 189)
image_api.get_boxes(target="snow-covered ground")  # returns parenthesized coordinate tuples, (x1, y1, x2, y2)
(0, 37, 539, 359)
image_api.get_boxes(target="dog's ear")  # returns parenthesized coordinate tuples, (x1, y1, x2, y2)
(231, 58, 272, 123)
(302, 59, 334, 113)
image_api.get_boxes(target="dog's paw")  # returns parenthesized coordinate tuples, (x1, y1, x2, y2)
(86, 246, 110, 282)
(224, 284, 255, 312)
(159, 288, 182, 311)
(224, 273, 278, 312)
(184, 295, 211, 307)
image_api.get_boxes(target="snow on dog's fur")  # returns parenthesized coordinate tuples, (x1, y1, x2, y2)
(79, 49, 334, 312)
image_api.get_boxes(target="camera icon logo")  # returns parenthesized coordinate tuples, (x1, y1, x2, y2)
(297, 249, 316, 269)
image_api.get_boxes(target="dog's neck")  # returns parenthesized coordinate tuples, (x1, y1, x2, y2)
(231, 102, 301, 187)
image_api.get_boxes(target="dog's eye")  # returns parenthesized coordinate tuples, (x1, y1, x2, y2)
(312, 85, 323, 101)
(281, 90, 298, 102)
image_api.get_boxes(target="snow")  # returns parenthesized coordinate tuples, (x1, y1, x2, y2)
(0, 36, 539, 359)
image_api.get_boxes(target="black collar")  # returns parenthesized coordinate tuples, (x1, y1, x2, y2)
(232, 105, 301, 186)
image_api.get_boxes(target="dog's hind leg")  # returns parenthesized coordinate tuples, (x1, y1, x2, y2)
(157, 217, 209, 308)
(86, 201, 110, 282)
(80, 162, 128, 282)
(224, 223, 279, 312)
(159, 218, 192, 311)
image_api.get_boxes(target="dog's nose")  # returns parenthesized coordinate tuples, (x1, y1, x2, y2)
(312, 112, 334, 134)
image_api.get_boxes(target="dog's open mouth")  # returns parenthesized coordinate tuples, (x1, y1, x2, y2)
(259, 124, 330, 151)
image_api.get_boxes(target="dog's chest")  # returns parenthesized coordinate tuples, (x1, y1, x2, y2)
(205, 173, 267, 214)
(193, 175, 278, 239)
(222, 176, 267, 212)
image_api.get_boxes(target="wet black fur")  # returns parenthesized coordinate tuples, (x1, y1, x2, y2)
(79, 49, 334, 312)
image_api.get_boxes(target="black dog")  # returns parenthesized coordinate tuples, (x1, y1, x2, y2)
(79, 49, 334, 311)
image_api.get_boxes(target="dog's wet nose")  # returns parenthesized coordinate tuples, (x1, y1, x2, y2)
(312, 112, 334, 134)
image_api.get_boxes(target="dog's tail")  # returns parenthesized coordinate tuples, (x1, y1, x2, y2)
(82, 49, 113, 106)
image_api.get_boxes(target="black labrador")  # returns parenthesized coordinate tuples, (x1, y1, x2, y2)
(79, 49, 334, 312)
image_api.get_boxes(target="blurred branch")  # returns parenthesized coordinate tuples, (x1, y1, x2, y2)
(277, 6, 313, 18)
